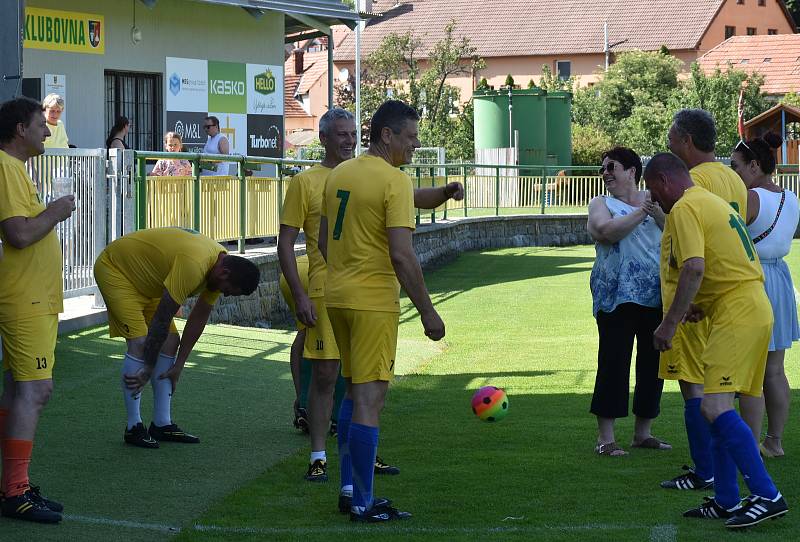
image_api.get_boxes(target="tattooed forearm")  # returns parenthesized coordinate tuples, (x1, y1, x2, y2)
(143, 291, 180, 368)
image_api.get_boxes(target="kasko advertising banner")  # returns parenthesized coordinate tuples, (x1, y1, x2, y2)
(166, 57, 283, 158)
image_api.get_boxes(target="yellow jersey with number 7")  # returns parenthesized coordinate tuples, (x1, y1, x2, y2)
(667, 186, 763, 314)
(322, 153, 416, 313)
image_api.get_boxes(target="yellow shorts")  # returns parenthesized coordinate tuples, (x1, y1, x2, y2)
(0, 314, 58, 381)
(279, 256, 309, 331)
(703, 285, 771, 396)
(327, 307, 399, 384)
(94, 255, 178, 339)
(659, 318, 708, 384)
(303, 296, 340, 360)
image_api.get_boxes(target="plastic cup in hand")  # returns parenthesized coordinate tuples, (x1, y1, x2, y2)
(52, 176, 73, 199)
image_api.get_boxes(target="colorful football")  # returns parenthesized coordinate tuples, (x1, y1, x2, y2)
(471, 386, 509, 422)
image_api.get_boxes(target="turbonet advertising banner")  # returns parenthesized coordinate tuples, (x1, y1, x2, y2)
(166, 57, 284, 158)
(24, 7, 105, 55)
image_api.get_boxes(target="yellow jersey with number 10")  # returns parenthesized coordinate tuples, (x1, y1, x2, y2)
(280, 165, 331, 298)
(690, 162, 747, 217)
(322, 153, 415, 313)
(668, 186, 763, 314)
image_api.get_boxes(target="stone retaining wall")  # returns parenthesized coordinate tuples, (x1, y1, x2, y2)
(188, 214, 591, 328)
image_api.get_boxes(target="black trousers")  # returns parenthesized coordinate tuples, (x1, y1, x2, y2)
(590, 303, 664, 419)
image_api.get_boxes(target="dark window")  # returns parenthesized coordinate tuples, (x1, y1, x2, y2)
(725, 26, 736, 39)
(21, 78, 41, 102)
(104, 70, 163, 151)
(737, 0, 744, 4)
(759, 0, 766, 5)
(747, 27, 757, 35)
(768, 29, 778, 35)
(556, 60, 571, 80)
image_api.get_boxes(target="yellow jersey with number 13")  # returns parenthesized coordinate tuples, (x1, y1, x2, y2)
(322, 153, 415, 313)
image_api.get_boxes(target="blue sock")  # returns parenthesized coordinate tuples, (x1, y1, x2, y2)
(709, 420, 740, 509)
(337, 399, 353, 490)
(684, 398, 713, 480)
(713, 410, 779, 500)
(349, 423, 379, 511)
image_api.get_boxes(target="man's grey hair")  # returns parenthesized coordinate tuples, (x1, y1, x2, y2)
(673, 109, 716, 153)
(319, 108, 355, 136)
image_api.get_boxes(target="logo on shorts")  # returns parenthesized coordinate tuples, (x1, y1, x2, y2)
(316, 339, 323, 351)
(720, 376, 733, 387)
(123, 323, 130, 333)
(666, 364, 678, 374)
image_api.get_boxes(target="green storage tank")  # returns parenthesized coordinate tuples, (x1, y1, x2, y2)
(473, 90, 511, 149)
(512, 88, 547, 167)
(546, 91, 573, 168)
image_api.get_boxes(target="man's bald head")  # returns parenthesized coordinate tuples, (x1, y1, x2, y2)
(643, 153, 694, 213)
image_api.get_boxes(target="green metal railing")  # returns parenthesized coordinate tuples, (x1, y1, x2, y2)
(134, 151, 800, 251)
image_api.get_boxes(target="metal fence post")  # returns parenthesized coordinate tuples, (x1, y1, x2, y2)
(192, 157, 201, 232)
(443, 166, 449, 220)
(92, 149, 108, 307)
(415, 166, 421, 226)
(135, 154, 147, 230)
(277, 161, 284, 216)
(430, 166, 436, 224)
(238, 158, 246, 254)
(495, 165, 500, 217)
(540, 166, 547, 215)
(463, 164, 468, 217)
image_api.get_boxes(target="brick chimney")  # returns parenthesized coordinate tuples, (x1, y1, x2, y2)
(293, 48, 305, 74)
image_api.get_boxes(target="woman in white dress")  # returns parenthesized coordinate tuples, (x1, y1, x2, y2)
(731, 132, 800, 458)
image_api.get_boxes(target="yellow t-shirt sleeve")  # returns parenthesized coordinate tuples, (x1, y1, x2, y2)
(163, 256, 209, 305)
(281, 175, 308, 228)
(320, 178, 328, 218)
(0, 165, 34, 221)
(672, 203, 705, 263)
(385, 172, 415, 229)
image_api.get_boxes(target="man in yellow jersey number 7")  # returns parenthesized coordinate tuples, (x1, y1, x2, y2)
(278, 108, 463, 498)
(319, 100, 445, 522)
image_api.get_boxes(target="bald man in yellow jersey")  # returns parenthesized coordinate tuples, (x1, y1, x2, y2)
(0, 97, 75, 523)
(94, 228, 260, 448)
(658, 109, 749, 492)
(646, 153, 787, 529)
(318, 100, 445, 523)
(278, 108, 463, 491)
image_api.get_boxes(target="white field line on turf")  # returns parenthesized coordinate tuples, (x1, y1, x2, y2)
(64, 514, 678, 538)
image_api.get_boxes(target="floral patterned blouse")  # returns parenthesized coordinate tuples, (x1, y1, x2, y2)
(151, 159, 192, 177)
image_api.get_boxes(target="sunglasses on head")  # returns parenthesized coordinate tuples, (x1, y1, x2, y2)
(736, 139, 754, 154)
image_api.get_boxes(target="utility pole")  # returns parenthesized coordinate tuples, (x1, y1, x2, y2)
(604, 22, 629, 71)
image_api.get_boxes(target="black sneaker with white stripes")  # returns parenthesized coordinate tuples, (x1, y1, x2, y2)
(350, 501, 411, 523)
(660, 465, 713, 490)
(725, 494, 788, 529)
(683, 496, 738, 519)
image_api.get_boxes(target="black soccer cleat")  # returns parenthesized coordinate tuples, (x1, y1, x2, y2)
(1, 490, 62, 523)
(305, 459, 328, 482)
(684, 496, 738, 519)
(149, 422, 200, 444)
(293, 406, 309, 434)
(350, 501, 412, 523)
(661, 465, 713, 490)
(374, 456, 400, 475)
(124, 422, 159, 449)
(28, 485, 63, 513)
(725, 494, 788, 529)
(339, 494, 392, 514)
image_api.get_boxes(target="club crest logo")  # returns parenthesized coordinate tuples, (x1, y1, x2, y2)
(169, 73, 181, 96)
(88, 20, 101, 48)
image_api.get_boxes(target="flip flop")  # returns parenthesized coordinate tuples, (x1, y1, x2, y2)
(595, 442, 628, 456)
(631, 437, 672, 450)
(759, 442, 784, 459)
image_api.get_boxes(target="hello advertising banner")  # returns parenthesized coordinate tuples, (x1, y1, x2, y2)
(24, 7, 105, 55)
(166, 57, 283, 158)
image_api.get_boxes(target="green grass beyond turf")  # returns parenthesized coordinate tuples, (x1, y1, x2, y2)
(5, 244, 800, 541)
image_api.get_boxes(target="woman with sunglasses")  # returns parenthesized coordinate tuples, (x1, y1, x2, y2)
(587, 146, 668, 456)
(730, 133, 800, 459)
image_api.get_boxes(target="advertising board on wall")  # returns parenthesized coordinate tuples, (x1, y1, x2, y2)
(24, 7, 105, 55)
(166, 57, 283, 158)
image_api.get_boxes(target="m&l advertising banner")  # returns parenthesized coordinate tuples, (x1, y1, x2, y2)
(166, 57, 284, 158)
(24, 7, 105, 55)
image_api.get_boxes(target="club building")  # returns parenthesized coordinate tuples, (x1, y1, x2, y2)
(13, 0, 357, 155)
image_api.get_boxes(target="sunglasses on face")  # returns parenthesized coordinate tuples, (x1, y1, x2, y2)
(598, 162, 618, 176)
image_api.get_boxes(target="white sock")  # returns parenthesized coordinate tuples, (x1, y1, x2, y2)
(122, 353, 144, 430)
(340, 484, 353, 495)
(151, 353, 175, 427)
(310, 450, 327, 463)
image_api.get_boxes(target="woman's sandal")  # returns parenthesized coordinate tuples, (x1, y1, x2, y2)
(631, 437, 672, 450)
(760, 435, 785, 459)
(595, 442, 628, 456)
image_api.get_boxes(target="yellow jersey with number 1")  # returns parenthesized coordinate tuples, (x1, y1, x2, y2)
(322, 153, 416, 313)
(669, 186, 763, 315)
(280, 165, 331, 298)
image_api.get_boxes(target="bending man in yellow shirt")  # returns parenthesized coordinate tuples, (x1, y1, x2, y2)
(0, 97, 75, 523)
(94, 228, 260, 448)
(646, 153, 787, 529)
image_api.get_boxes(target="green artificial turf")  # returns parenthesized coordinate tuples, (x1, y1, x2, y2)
(5, 244, 800, 541)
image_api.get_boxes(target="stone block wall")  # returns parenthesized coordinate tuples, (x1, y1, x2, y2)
(188, 214, 591, 328)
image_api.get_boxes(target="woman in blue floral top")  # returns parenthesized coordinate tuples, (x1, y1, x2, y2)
(588, 146, 668, 456)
